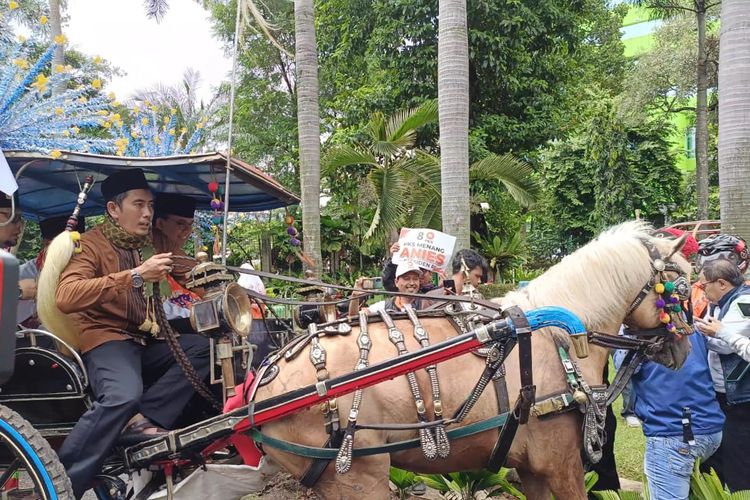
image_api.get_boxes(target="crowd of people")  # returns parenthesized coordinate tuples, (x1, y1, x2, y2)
(1, 171, 749, 498)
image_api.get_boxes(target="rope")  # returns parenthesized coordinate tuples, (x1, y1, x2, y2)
(152, 283, 223, 412)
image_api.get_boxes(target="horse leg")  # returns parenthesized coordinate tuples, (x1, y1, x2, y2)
(313, 453, 391, 500)
(517, 468, 550, 500)
(545, 452, 588, 500)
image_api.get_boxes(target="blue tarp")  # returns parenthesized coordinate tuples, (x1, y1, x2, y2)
(4, 151, 299, 221)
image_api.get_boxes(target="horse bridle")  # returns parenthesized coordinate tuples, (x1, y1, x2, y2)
(588, 237, 692, 353)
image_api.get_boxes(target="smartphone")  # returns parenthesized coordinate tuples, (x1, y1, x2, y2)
(443, 279, 456, 293)
(361, 277, 384, 290)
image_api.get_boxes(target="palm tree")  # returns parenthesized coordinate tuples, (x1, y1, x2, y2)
(438, 0, 471, 250)
(48, 0, 64, 71)
(628, 0, 719, 219)
(718, 0, 750, 240)
(323, 103, 539, 247)
(293, 0, 323, 276)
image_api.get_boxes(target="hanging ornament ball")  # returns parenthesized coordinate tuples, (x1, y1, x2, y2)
(210, 199, 222, 210)
(654, 283, 665, 294)
(664, 281, 675, 293)
(290, 237, 301, 247)
(655, 298, 666, 309)
(284, 215, 295, 225)
(666, 323, 676, 332)
(673, 304, 683, 313)
(287, 226, 298, 236)
(218, 186, 224, 196)
(212, 215, 223, 225)
(208, 181, 219, 193)
(660, 312, 671, 324)
(218, 201, 225, 211)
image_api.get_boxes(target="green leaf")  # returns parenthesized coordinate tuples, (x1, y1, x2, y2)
(387, 99, 438, 142)
(470, 153, 540, 208)
(365, 166, 407, 239)
(322, 145, 378, 176)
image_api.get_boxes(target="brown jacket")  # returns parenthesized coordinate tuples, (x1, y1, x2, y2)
(56, 227, 141, 353)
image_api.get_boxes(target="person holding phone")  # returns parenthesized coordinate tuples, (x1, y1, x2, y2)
(694, 257, 750, 492)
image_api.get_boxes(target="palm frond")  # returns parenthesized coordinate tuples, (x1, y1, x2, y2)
(470, 153, 540, 207)
(386, 99, 438, 142)
(398, 151, 442, 195)
(365, 167, 407, 239)
(240, 0, 293, 57)
(322, 145, 377, 176)
(367, 112, 387, 144)
(144, 0, 170, 21)
(410, 190, 442, 230)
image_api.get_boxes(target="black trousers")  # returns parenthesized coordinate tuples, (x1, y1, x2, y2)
(710, 393, 750, 492)
(58, 336, 210, 499)
(589, 361, 620, 493)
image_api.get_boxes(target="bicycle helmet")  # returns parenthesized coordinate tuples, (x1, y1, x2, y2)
(697, 234, 749, 272)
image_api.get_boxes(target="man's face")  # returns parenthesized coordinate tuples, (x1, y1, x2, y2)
(395, 271, 421, 294)
(0, 209, 23, 247)
(698, 271, 732, 304)
(156, 214, 194, 248)
(107, 189, 154, 237)
(468, 266, 483, 287)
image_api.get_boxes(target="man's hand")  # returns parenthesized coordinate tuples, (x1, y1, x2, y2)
(135, 253, 173, 283)
(19, 279, 36, 300)
(389, 242, 400, 255)
(695, 316, 722, 337)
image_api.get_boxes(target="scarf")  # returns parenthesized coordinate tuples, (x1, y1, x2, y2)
(100, 217, 164, 337)
(100, 216, 152, 250)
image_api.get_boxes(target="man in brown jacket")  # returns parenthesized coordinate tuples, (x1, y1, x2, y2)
(55, 169, 210, 499)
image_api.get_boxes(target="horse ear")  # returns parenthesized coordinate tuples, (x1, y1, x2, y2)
(666, 233, 689, 259)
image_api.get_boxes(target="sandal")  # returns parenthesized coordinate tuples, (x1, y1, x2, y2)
(118, 416, 168, 446)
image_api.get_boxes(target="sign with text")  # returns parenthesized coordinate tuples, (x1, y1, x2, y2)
(392, 228, 456, 274)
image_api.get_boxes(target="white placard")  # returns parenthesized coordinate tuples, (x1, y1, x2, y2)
(391, 228, 456, 274)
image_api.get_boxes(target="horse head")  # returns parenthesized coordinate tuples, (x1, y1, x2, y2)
(505, 221, 692, 370)
(622, 229, 693, 369)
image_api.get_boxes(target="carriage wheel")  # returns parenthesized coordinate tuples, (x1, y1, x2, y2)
(0, 405, 73, 499)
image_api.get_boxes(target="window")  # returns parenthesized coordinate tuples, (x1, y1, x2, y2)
(686, 127, 696, 159)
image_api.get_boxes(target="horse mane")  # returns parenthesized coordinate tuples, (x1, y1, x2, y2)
(504, 220, 656, 332)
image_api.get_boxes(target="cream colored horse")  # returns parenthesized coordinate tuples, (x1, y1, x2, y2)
(255, 221, 691, 499)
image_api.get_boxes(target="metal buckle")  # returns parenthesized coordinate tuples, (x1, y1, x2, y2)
(562, 358, 575, 374)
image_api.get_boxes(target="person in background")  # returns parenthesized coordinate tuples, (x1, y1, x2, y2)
(350, 262, 425, 315)
(694, 258, 750, 492)
(692, 234, 749, 321)
(0, 194, 34, 302)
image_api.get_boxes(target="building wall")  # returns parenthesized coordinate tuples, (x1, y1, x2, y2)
(620, 6, 697, 173)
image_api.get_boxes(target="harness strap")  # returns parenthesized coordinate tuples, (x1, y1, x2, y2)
(335, 312, 372, 474)
(405, 304, 450, 459)
(249, 413, 510, 460)
(380, 309, 438, 460)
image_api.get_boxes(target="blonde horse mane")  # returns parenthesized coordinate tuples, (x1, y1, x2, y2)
(504, 220, 660, 332)
(37, 231, 80, 352)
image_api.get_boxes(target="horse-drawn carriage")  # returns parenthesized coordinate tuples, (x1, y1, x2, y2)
(0, 150, 696, 500)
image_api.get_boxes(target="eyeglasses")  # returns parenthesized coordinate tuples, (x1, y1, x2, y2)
(697, 279, 718, 290)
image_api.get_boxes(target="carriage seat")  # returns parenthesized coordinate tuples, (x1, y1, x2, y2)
(0, 328, 91, 434)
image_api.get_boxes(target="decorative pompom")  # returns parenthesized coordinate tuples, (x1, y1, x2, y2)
(660, 312, 671, 324)
(210, 199, 221, 210)
(673, 304, 682, 313)
(284, 215, 295, 225)
(654, 283, 665, 294)
(664, 281, 675, 293)
(666, 323, 676, 333)
(287, 226, 298, 236)
(290, 237, 301, 246)
(670, 295, 680, 304)
(217, 186, 224, 196)
(211, 215, 223, 225)
(655, 298, 666, 309)
(208, 181, 219, 193)
(70, 231, 81, 242)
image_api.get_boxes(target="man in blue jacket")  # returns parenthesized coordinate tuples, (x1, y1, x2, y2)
(614, 331, 724, 499)
(694, 258, 750, 491)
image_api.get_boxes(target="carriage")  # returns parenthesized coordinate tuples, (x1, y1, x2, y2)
(0, 150, 694, 500)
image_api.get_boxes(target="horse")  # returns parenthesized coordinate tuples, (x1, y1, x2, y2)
(254, 221, 693, 499)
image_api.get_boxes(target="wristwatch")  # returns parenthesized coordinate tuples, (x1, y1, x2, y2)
(130, 269, 144, 289)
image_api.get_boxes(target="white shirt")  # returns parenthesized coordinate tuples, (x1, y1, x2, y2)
(704, 294, 750, 392)
(237, 263, 266, 295)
